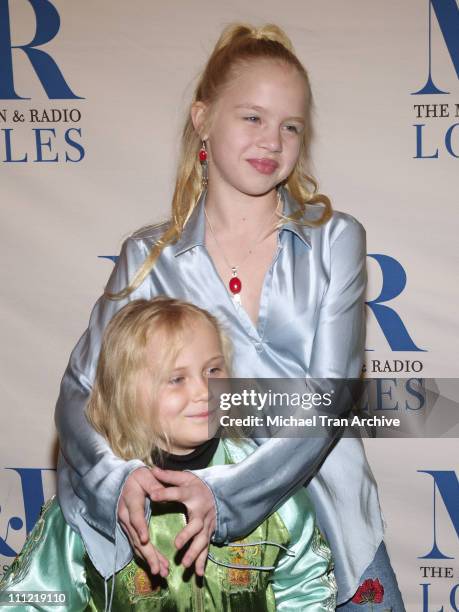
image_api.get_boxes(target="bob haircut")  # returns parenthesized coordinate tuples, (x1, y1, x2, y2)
(85, 296, 232, 465)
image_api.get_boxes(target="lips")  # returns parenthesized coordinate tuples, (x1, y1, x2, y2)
(187, 410, 212, 419)
(247, 158, 279, 175)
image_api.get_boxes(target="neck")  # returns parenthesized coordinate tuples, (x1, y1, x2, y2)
(153, 437, 220, 471)
(205, 182, 280, 234)
(156, 444, 195, 456)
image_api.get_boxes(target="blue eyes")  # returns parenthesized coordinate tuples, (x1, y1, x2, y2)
(167, 367, 222, 386)
(208, 367, 222, 375)
(244, 116, 300, 133)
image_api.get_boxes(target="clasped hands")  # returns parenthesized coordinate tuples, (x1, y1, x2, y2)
(117, 466, 216, 577)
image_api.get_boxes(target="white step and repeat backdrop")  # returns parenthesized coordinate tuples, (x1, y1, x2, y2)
(1, 1, 458, 610)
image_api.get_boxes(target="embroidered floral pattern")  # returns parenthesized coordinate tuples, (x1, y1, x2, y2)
(311, 527, 337, 611)
(311, 527, 333, 564)
(133, 567, 162, 595)
(221, 540, 260, 591)
(1, 496, 53, 586)
(319, 570, 338, 611)
(122, 563, 166, 603)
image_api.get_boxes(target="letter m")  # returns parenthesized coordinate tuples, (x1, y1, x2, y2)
(418, 470, 459, 559)
(413, 0, 459, 95)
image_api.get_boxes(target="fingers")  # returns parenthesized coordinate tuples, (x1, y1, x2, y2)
(151, 474, 216, 521)
(132, 466, 165, 497)
(118, 468, 159, 548)
(130, 500, 151, 543)
(120, 468, 218, 578)
(118, 497, 143, 546)
(195, 546, 209, 577)
(134, 540, 170, 578)
(119, 513, 149, 564)
(174, 517, 204, 550)
(118, 508, 169, 577)
(182, 529, 211, 571)
(150, 486, 185, 504)
(117, 495, 128, 524)
(151, 466, 190, 486)
(120, 468, 154, 544)
(121, 466, 167, 544)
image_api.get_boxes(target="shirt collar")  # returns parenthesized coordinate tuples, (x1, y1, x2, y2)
(172, 185, 311, 257)
(278, 187, 312, 249)
(172, 190, 206, 256)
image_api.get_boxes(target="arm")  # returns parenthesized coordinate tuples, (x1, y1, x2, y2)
(190, 218, 367, 543)
(271, 488, 337, 611)
(55, 237, 152, 537)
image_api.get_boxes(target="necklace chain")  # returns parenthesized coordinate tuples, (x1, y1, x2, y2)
(204, 190, 282, 275)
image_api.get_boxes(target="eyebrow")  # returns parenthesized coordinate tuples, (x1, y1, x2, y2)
(170, 354, 225, 372)
(234, 104, 305, 124)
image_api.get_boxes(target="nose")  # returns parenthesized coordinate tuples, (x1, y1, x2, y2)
(192, 375, 210, 402)
(258, 124, 282, 153)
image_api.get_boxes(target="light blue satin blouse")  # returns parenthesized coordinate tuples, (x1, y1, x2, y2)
(55, 186, 384, 605)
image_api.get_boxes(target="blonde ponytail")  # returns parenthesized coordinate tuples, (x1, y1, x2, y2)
(107, 22, 332, 300)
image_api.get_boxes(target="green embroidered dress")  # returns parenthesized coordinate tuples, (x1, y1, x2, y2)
(0, 440, 336, 611)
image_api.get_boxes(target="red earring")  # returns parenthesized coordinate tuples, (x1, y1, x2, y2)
(199, 142, 208, 162)
(199, 140, 208, 188)
(199, 140, 207, 163)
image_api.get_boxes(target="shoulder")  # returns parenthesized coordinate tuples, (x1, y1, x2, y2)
(322, 212, 366, 275)
(328, 210, 365, 242)
(221, 438, 258, 463)
(284, 186, 365, 246)
(129, 219, 170, 247)
(1, 496, 85, 589)
(306, 204, 365, 246)
(115, 220, 171, 263)
(299, 207, 366, 261)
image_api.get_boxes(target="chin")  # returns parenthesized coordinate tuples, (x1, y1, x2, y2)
(188, 438, 211, 450)
(235, 182, 280, 197)
(243, 172, 291, 195)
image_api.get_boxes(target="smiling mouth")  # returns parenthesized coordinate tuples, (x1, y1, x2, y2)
(247, 158, 279, 175)
(187, 410, 213, 419)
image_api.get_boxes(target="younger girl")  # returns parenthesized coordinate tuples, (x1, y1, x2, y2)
(0, 297, 337, 611)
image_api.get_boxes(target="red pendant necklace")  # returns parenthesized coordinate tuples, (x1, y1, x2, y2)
(204, 191, 281, 304)
(229, 268, 242, 297)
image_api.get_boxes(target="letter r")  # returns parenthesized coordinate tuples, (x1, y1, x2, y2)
(0, 0, 83, 99)
(366, 254, 425, 351)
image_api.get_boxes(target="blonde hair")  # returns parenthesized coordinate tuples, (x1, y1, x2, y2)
(85, 297, 232, 465)
(108, 22, 332, 300)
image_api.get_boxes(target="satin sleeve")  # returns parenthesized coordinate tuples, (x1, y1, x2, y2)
(54, 237, 152, 539)
(272, 489, 337, 611)
(191, 218, 367, 543)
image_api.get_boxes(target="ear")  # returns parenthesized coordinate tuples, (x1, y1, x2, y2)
(191, 101, 209, 140)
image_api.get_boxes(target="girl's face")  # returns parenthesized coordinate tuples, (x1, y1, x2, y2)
(139, 318, 227, 455)
(203, 59, 308, 196)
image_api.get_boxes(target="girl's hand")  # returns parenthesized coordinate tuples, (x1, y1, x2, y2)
(118, 467, 170, 577)
(150, 467, 217, 576)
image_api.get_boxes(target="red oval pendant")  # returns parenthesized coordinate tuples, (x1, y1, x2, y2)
(229, 276, 242, 294)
